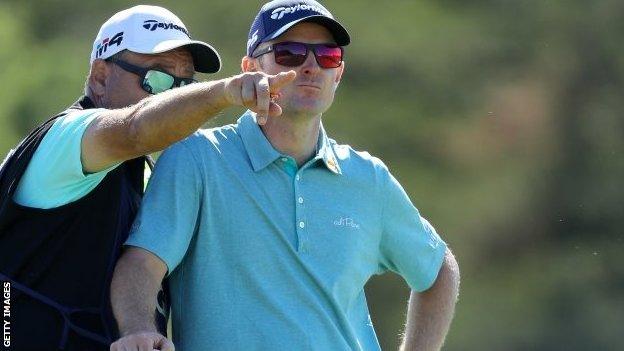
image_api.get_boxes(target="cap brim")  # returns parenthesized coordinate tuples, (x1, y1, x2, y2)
(149, 39, 222, 73)
(267, 15, 350, 47)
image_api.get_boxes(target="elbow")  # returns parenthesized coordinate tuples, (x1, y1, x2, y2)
(117, 247, 168, 281)
(120, 95, 161, 158)
(117, 247, 163, 273)
(111, 248, 143, 287)
(125, 106, 153, 157)
(441, 248, 460, 298)
(421, 248, 460, 298)
(110, 247, 167, 305)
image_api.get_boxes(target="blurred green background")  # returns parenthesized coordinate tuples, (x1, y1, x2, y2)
(1, 0, 623, 350)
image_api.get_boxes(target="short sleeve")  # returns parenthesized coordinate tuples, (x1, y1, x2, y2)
(125, 141, 203, 275)
(13, 108, 117, 209)
(378, 171, 447, 292)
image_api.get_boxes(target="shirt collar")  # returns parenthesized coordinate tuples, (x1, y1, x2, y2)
(77, 95, 96, 109)
(315, 122, 342, 175)
(237, 111, 342, 175)
(237, 111, 282, 172)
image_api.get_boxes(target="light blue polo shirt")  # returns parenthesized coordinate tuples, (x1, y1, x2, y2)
(126, 111, 447, 351)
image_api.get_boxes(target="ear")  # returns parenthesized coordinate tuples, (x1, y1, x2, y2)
(88, 59, 110, 97)
(241, 56, 260, 73)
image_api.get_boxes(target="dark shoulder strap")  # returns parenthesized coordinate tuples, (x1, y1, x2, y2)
(0, 116, 59, 231)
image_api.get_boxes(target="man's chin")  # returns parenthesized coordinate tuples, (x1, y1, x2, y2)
(283, 106, 326, 118)
(282, 100, 329, 117)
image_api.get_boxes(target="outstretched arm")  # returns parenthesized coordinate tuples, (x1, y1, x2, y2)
(83, 70, 296, 173)
(401, 249, 460, 351)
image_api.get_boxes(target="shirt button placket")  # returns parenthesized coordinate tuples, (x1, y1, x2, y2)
(294, 171, 307, 253)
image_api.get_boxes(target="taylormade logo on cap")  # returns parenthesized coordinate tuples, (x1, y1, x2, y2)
(142, 19, 190, 37)
(270, 3, 330, 20)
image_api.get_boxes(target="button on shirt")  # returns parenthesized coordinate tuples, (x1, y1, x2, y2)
(126, 111, 447, 351)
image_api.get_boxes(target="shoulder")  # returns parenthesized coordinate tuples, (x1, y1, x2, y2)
(40, 108, 106, 147)
(174, 123, 241, 152)
(12, 108, 111, 208)
(31, 107, 107, 162)
(331, 139, 390, 179)
(51, 108, 105, 132)
(159, 123, 243, 164)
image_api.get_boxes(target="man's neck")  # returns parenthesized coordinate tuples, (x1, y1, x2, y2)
(260, 113, 322, 167)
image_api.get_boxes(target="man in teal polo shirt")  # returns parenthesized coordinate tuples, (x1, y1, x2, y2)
(110, 1, 460, 350)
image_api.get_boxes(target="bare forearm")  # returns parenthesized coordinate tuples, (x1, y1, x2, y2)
(128, 79, 229, 155)
(401, 250, 460, 351)
(110, 248, 166, 336)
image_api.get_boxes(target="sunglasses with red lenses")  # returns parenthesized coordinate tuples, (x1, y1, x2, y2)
(252, 41, 344, 69)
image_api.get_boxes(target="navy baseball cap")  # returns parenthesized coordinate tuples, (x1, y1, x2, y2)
(246, 0, 350, 57)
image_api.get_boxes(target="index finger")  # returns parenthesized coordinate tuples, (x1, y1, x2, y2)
(267, 70, 297, 92)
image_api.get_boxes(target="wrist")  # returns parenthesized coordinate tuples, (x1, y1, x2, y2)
(213, 78, 235, 109)
(119, 325, 158, 337)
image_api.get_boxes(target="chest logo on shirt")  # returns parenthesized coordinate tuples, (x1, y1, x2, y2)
(333, 217, 360, 229)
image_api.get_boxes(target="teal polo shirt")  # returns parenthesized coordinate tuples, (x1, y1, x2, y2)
(126, 111, 447, 351)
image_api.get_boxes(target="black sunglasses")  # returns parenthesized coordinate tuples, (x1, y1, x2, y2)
(107, 57, 196, 94)
(252, 41, 344, 69)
